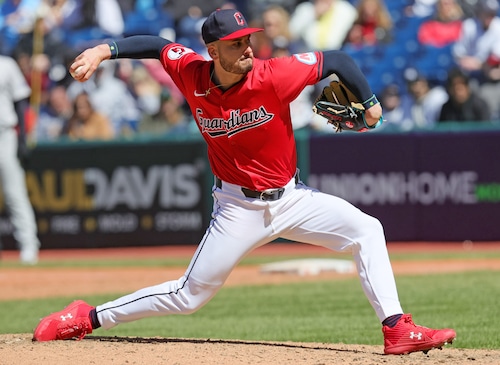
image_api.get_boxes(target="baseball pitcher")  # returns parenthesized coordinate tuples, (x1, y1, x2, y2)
(33, 8, 455, 355)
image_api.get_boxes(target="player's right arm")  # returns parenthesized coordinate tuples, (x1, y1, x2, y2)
(70, 35, 172, 82)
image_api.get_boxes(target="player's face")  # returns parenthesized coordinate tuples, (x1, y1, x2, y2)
(217, 36, 254, 75)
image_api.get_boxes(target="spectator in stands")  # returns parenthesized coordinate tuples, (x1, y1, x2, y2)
(417, 0, 464, 48)
(176, 6, 206, 54)
(66, 60, 141, 137)
(379, 83, 414, 131)
(12, 49, 52, 108)
(341, 23, 365, 51)
(118, 0, 175, 38)
(14, 6, 78, 86)
(162, 0, 226, 24)
(49, 0, 125, 49)
(407, 0, 476, 18)
(138, 88, 195, 136)
(36, 84, 73, 141)
(260, 5, 308, 57)
(127, 63, 162, 122)
(438, 67, 491, 122)
(0, 0, 41, 56)
(453, 0, 500, 118)
(251, 4, 307, 59)
(83, 0, 125, 37)
(289, 0, 357, 50)
(453, 0, 500, 76)
(62, 91, 114, 140)
(139, 58, 185, 104)
(405, 0, 438, 17)
(245, 0, 300, 21)
(350, 0, 393, 46)
(481, 45, 500, 118)
(402, 67, 449, 129)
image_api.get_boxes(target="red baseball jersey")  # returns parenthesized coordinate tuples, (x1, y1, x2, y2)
(161, 43, 323, 191)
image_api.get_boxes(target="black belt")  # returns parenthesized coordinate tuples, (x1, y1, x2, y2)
(215, 173, 299, 201)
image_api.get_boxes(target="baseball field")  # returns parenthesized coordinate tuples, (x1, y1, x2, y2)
(1, 241, 499, 364)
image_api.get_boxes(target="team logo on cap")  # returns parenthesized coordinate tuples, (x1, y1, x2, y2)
(234, 12, 245, 26)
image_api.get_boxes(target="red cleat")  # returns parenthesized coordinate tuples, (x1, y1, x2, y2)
(33, 300, 94, 342)
(383, 314, 456, 355)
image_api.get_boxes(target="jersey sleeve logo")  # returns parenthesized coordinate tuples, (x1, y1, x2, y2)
(167, 46, 194, 60)
(294, 52, 317, 65)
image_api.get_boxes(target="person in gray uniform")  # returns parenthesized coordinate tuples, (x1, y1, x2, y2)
(0, 55, 40, 265)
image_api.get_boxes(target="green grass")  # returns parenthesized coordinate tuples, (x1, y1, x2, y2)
(2, 248, 499, 269)
(0, 257, 192, 269)
(1, 270, 498, 349)
(387, 250, 500, 262)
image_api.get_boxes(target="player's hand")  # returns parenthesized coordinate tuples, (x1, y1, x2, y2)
(364, 103, 383, 127)
(69, 44, 112, 82)
(458, 56, 482, 72)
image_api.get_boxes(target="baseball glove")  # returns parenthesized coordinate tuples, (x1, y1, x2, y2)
(312, 79, 382, 133)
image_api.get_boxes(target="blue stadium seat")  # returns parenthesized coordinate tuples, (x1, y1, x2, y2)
(123, 9, 174, 36)
(409, 44, 456, 83)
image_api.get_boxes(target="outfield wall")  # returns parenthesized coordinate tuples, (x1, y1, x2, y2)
(308, 128, 500, 241)
(1, 126, 499, 249)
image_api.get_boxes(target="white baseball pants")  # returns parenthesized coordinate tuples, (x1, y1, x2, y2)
(96, 174, 403, 329)
(0, 128, 40, 255)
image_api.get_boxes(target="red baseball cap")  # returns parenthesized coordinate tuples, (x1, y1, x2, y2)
(201, 9, 262, 44)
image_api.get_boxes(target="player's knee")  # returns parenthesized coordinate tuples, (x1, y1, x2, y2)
(360, 214, 385, 240)
(180, 278, 220, 314)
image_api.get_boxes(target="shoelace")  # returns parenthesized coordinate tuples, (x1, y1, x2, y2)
(403, 316, 414, 325)
(76, 327, 89, 341)
(59, 322, 90, 340)
(403, 315, 431, 331)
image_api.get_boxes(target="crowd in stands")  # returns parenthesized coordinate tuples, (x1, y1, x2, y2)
(2, 0, 500, 143)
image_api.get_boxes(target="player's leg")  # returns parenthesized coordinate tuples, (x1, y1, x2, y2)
(97, 186, 281, 329)
(276, 184, 455, 354)
(276, 185, 402, 321)
(33, 184, 276, 340)
(0, 129, 40, 264)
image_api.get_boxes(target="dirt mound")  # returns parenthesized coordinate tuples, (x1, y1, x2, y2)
(1, 334, 498, 365)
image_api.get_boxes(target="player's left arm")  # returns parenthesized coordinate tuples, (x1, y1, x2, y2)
(320, 50, 382, 127)
(70, 35, 172, 82)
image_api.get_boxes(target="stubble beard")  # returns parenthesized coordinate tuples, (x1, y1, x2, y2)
(220, 55, 254, 75)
